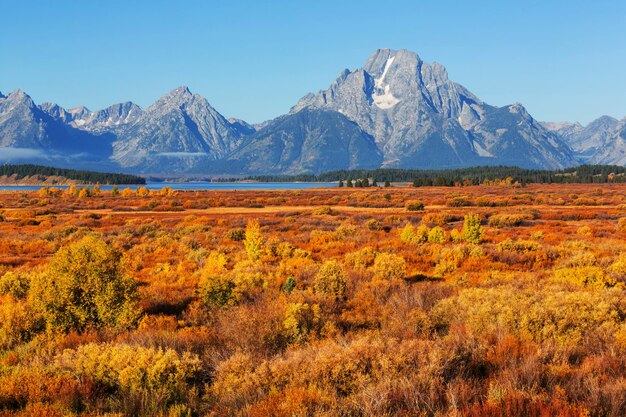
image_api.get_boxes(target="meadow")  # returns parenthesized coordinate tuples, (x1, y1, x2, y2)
(0, 183, 625, 416)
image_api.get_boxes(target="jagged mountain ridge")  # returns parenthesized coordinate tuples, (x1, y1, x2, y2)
(293, 48, 577, 170)
(542, 116, 626, 165)
(0, 89, 115, 167)
(110, 86, 245, 173)
(225, 108, 383, 175)
(2, 48, 623, 174)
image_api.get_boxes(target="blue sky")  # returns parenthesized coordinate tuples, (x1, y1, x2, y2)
(1, 0, 624, 124)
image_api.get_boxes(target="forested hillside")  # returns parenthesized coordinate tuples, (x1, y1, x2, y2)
(0, 164, 145, 185)
(250, 165, 626, 186)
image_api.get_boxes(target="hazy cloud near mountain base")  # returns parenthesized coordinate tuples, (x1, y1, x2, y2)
(157, 152, 210, 157)
(0, 147, 48, 161)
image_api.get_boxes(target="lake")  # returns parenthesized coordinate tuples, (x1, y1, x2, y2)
(0, 182, 339, 191)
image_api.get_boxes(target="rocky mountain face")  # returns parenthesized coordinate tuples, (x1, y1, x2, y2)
(111, 87, 244, 173)
(41, 101, 143, 133)
(293, 48, 576, 169)
(1, 48, 623, 175)
(542, 116, 626, 164)
(0, 89, 114, 167)
(225, 108, 382, 174)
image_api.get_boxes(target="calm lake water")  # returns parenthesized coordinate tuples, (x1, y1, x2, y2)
(0, 182, 338, 191)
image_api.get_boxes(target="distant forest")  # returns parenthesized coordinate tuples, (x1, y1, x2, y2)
(247, 165, 626, 186)
(0, 164, 145, 185)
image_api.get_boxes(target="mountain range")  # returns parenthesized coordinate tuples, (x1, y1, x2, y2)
(1, 48, 623, 175)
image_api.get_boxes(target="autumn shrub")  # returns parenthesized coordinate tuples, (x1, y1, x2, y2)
(283, 302, 320, 344)
(209, 336, 434, 413)
(427, 226, 446, 243)
(312, 206, 335, 216)
(334, 223, 358, 240)
(314, 260, 347, 300)
(497, 239, 541, 254)
(432, 286, 626, 346)
(399, 223, 428, 244)
(55, 343, 201, 415)
(383, 214, 404, 226)
(433, 244, 482, 277)
(200, 274, 236, 309)
(365, 218, 383, 231)
(422, 212, 461, 225)
(0, 271, 30, 299)
(0, 300, 38, 350)
(372, 252, 406, 281)
(199, 251, 228, 276)
(610, 253, 626, 281)
(0, 366, 82, 413)
(450, 228, 462, 242)
(225, 228, 245, 241)
(405, 200, 424, 211)
(617, 217, 626, 233)
(345, 247, 378, 270)
(462, 214, 483, 243)
(230, 261, 266, 302)
(29, 236, 140, 333)
(488, 213, 533, 228)
(553, 266, 616, 288)
(447, 196, 473, 207)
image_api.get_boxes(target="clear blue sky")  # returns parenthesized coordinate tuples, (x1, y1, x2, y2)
(1, 0, 624, 125)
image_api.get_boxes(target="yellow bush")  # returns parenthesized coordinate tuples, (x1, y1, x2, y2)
(29, 236, 140, 332)
(283, 302, 320, 344)
(314, 261, 347, 300)
(405, 200, 424, 211)
(55, 343, 201, 410)
(345, 247, 378, 270)
(427, 226, 446, 243)
(0, 300, 38, 349)
(0, 271, 30, 299)
(312, 206, 335, 216)
(497, 239, 541, 253)
(372, 252, 406, 281)
(488, 213, 533, 228)
(433, 287, 626, 346)
(399, 224, 428, 244)
(553, 266, 616, 288)
(121, 187, 134, 197)
(200, 274, 236, 309)
(200, 251, 228, 276)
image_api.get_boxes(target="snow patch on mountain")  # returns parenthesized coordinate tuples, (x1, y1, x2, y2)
(372, 56, 400, 109)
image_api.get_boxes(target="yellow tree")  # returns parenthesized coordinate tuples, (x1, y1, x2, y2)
(244, 220, 264, 262)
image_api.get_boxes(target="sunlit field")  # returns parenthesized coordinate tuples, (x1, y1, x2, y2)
(1, 183, 626, 416)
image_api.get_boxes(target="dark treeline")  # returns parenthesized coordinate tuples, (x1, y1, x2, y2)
(247, 165, 626, 186)
(0, 164, 146, 184)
